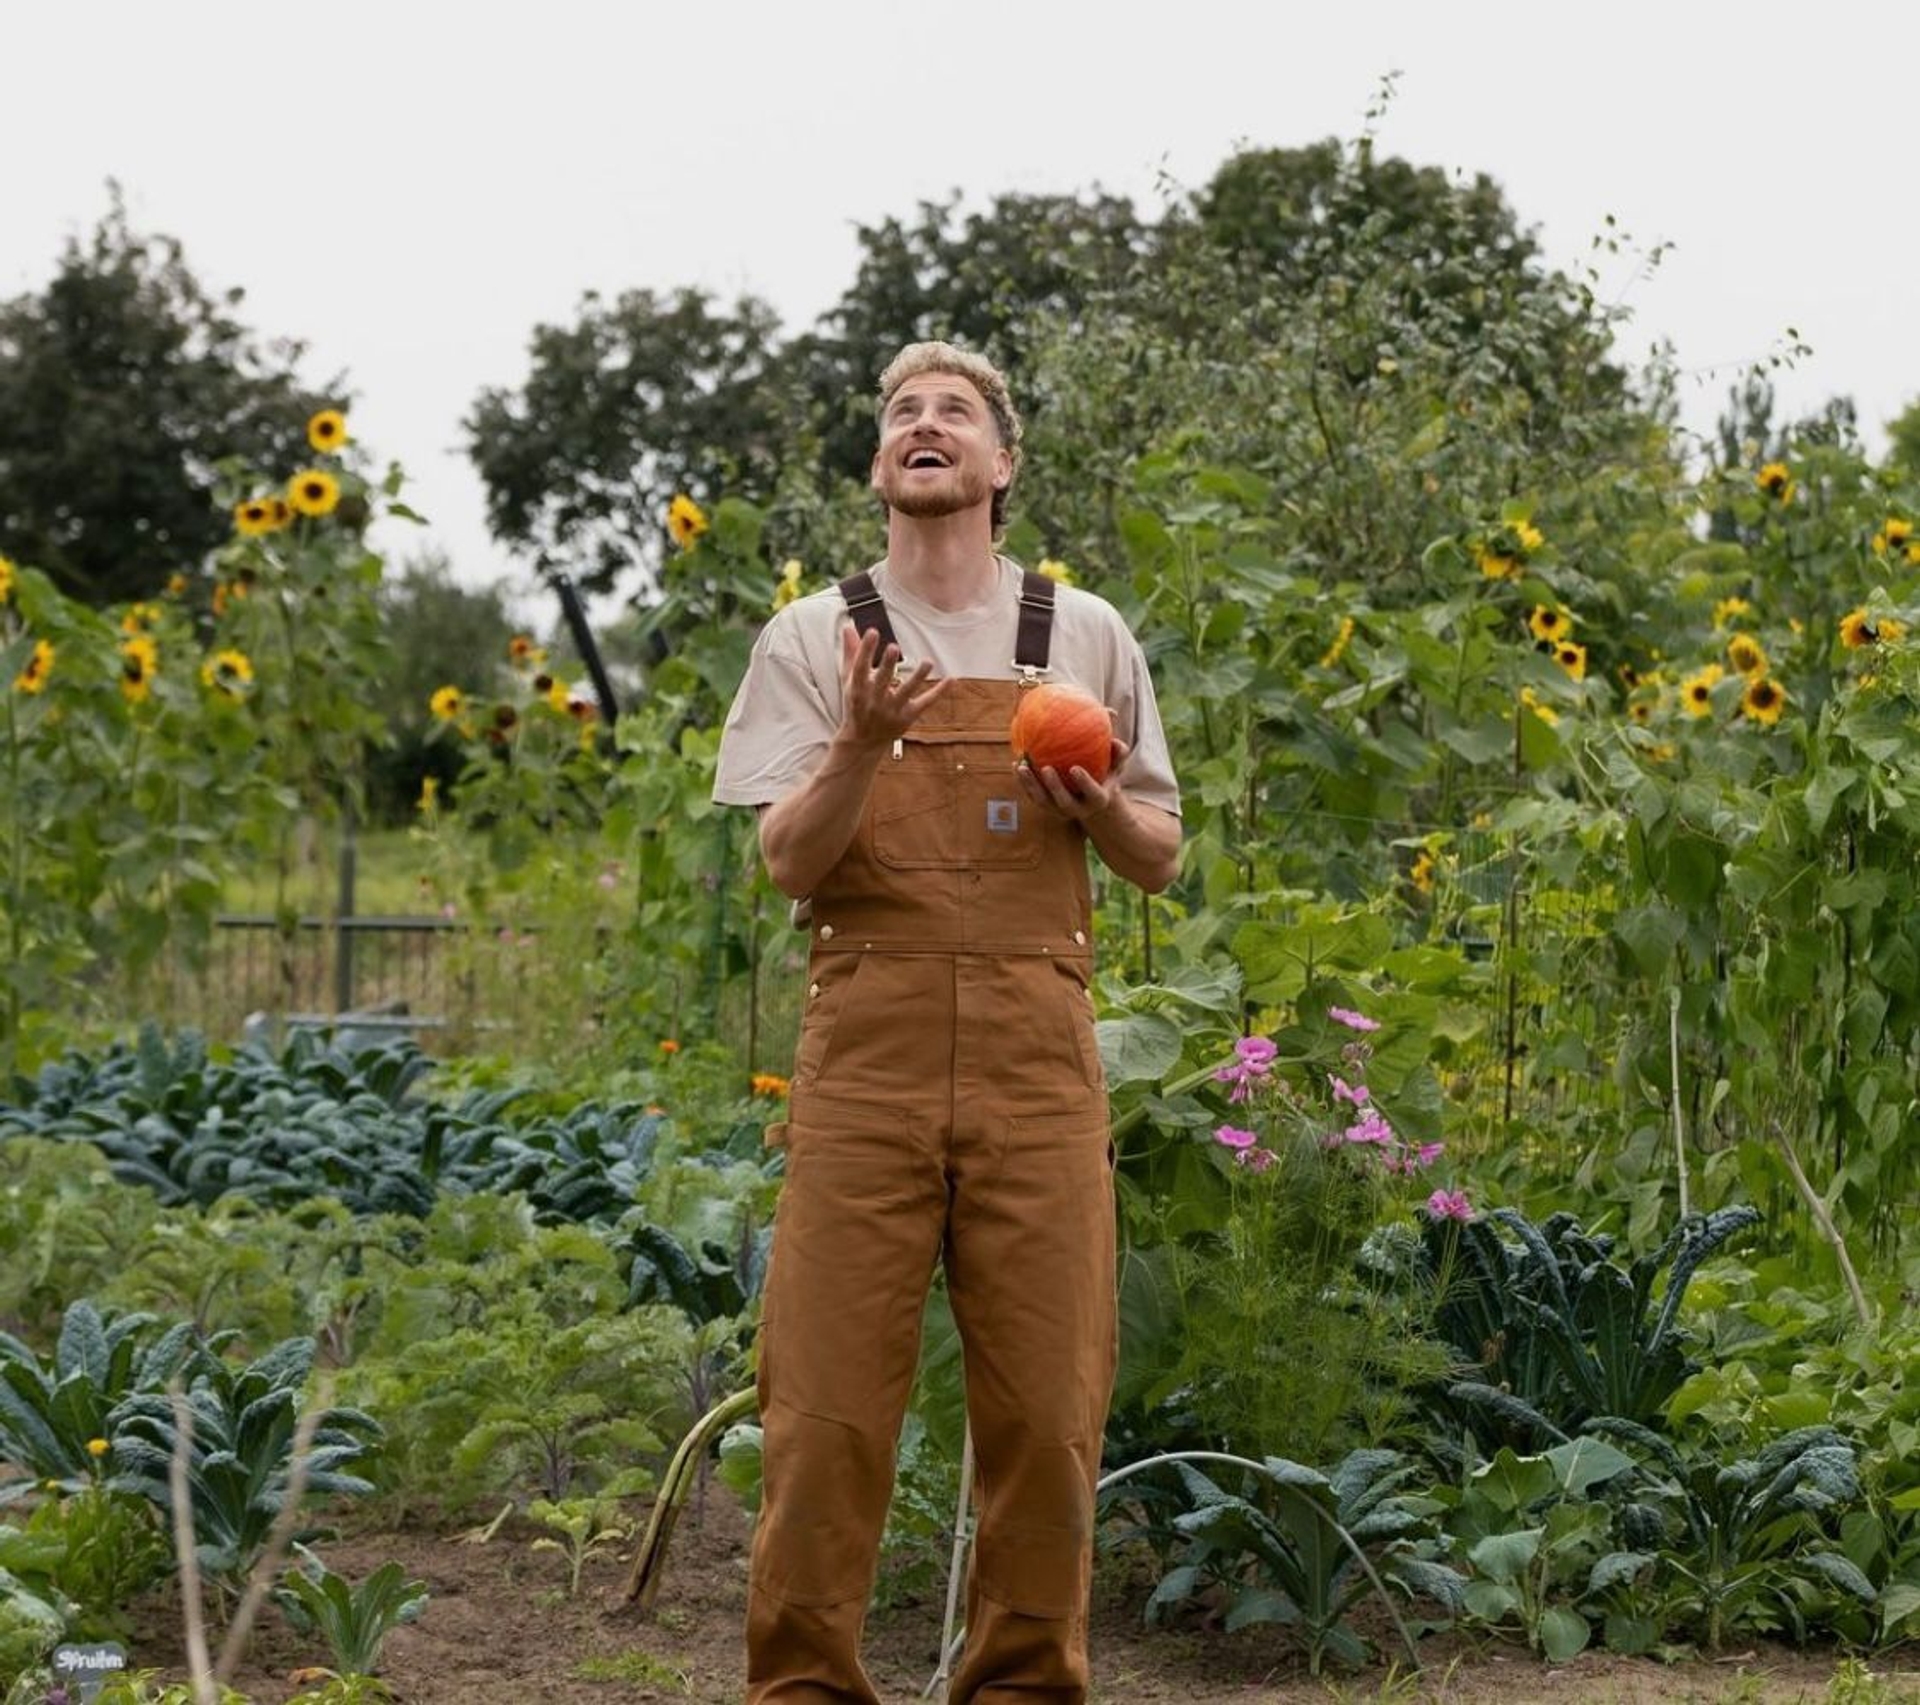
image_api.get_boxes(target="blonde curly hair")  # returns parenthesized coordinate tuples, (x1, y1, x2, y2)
(875, 341, 1023, 534)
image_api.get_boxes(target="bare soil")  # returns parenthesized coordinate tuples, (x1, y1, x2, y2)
(127, 1487, 1917, 1704)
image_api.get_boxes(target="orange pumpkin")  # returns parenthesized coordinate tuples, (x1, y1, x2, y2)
(1009, 683, 1113, 785)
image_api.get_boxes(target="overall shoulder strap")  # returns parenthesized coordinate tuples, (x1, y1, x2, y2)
(837, 570, 898, 651)
(1014, 569, 1055, 681)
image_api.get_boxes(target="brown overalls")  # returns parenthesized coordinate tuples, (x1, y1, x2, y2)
(746, 573, 1116, 1703)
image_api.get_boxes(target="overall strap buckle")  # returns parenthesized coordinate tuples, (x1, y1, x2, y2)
(1013, 569, 1056, 685)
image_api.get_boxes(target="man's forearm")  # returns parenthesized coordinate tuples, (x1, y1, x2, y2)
(758, 732, 888, 899)
(1084, 795, 1182, 894)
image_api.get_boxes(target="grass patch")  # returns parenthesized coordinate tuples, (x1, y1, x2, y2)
(572, 1650, 693, 1692)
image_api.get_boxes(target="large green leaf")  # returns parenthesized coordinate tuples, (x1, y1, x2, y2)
(1095, 1013, 1185, 1086)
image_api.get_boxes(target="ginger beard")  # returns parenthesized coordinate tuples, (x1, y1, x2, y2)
(873, 453, 996, 520)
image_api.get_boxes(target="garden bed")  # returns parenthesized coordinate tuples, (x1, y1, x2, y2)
(122, 1489, 1910, 1705)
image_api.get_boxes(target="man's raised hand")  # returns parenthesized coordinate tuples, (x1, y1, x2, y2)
(837, 624, 949, 749)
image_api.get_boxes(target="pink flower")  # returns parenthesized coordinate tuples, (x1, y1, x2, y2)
(1213, 1124, 1258, 1151)
(1343, 1111, 1395, 1146)
(1329, 1074, 1370, 1106)
(1329, 1006, 1381, 1033)
(1214, 1035, 1278, 1105)
(1427, 1188, 1474, 1222)
(1414, 1142, 1444, 1168)
(1238, 1146, 1277, 1173)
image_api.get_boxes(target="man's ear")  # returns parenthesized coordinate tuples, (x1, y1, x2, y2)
(992, 446, 1012, 489)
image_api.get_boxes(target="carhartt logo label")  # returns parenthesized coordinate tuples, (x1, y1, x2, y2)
(986, 799, 1019, 834)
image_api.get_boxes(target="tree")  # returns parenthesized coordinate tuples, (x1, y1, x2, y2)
(464, 288, 787, 597)
(464, 194, 1150, 597)
(775, 189, 1150, 485)
(1887, 397, 1920, 476)
(0, 191, 335, 605)
(366, 550, 522, 823)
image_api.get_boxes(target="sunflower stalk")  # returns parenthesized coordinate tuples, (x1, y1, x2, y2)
(1767, 1121, 1871, 1328)
(168, 1373, 331, 1702)
(623, 1386, 757, 1609)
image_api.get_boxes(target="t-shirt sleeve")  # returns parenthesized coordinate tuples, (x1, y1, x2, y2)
(711, 616, 839, 807)
(1098, 610, 1181, 819)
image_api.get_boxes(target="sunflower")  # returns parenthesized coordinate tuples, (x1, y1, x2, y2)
(288, 471, 341, 518)
(1755, 462, 1793, 502)
(1319, 614, 1356, 670)
(1741, 675, 1786, 726)
(200, 648, 254, 698)
(1554, 641, 1587, 682)
(1035, 558, 1074, 585)
(1409, 848, 1437, 895)
(429, 684, 465, 722)
(1529, 605, 1571, 644)
(1629, 698, 1654, 725)
(120, 634, 158, 703)
(268, 497, 293, 530)
(1477, 550, 1518, 580)
(1515, 520, 1544, 553)
(13, 637, 54, 694)
(546, 678, 571, 713)
(1840, 609, 1907, 649)
(1681, 663, 1724, 717)
(307, 409, 349, 454)
(417, 775, 440, 813)
(234, 498, 275, 537)
(1712, 596, 1753, 630)
(1726, 633, 1767, 677)
(667, 494, 708, 549)
(1519, 685, 1559, 727)
(0, 554, 15, 604)
(1617, 662, 1640, 690)
(508, 634, 536, 664)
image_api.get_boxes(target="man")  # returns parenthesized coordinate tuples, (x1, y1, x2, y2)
(712, 341, 1181, 1703)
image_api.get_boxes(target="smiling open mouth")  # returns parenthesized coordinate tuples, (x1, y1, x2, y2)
(904, 449, 952, 469)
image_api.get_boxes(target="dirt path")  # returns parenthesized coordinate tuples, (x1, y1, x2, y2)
(126, 1489, 1915, 1704)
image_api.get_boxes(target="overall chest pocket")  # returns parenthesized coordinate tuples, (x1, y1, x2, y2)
(871, 730, 1042, 872)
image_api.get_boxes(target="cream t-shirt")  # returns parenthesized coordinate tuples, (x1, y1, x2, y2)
(712, 558, 1181, 816)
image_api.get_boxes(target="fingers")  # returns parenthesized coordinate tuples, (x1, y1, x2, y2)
(1017, 760, 1112, 821)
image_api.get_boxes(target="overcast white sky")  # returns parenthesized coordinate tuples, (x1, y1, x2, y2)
(8, 1, 1916, 616)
